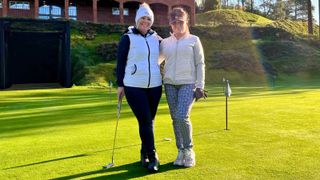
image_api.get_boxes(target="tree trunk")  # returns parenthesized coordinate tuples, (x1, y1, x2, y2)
(307, 0, 313, 35)
(251, 0, 254, 12)
(294, 0, 297, 20)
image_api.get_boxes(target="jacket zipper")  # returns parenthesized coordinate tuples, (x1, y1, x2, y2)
(145, 37, 151, 88)
(174, 39, 179, 83)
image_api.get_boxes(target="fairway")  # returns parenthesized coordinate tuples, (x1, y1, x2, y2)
(1, 86, 320, 179)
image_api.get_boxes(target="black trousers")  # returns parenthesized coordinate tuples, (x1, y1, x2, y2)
(124, 85, 162, 156)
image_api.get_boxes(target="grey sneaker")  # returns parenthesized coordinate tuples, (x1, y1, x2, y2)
(173, 149, 185, 166)
(184, 149, 195, 167)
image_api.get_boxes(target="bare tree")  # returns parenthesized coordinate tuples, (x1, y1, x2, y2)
(260, 0, 274, 16)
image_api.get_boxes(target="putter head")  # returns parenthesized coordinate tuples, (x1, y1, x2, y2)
(103, 162, 114, 169)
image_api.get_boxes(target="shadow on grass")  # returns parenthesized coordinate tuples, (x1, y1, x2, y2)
(3, 154, 89, 170)
(1, 138, 178, 171)
(51, 162, 181, 180)
(3, 83, 64, 91)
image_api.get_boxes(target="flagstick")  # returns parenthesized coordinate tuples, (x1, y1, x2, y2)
(223, 78, 231, 131)
(109, 81, 113, 103)
(225, 95, 229, 130)
(109, 86, 112, 102)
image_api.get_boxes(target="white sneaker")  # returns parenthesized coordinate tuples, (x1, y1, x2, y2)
(173, 150, 185, 166)
(184, 149, 195, 167)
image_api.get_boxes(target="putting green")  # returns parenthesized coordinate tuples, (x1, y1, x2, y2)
(1, 86, 319, 179)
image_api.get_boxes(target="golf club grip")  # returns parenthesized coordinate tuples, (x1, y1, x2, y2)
(117, 98, 122, 117)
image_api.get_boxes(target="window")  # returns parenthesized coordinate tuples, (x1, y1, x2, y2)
(112, 7, 129, 16)
(112, 7, 119, 15)
(68, 6, 77, 20)
(0, 0, 2, 8)
(124, 8, 129, 16)
(9, 1, 30, 10)
(38, 5, 61, 19)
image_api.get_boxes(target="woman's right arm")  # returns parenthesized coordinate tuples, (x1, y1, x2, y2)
(116, 35, 130, 99)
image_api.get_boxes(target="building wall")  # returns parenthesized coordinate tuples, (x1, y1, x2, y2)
(0, 0, 195, 25)
(77, 5, 93, 22)
(151, 3, 169, 26)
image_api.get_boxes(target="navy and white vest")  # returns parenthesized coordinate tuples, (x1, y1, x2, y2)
(123, 28, 162, 88)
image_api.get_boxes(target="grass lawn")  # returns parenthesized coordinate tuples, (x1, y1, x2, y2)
(1, 85, 319, 179)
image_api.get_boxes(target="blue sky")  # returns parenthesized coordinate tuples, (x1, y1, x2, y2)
(312, 0, 319, 24)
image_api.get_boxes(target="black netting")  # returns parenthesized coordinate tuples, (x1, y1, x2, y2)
(0, 18, 71, 89)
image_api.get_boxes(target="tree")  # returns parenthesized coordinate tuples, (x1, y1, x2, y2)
(273, 0, 286, 20)
(250, 0, 254, 12)
(294, 0, 310, 20)
(241, 0, 246, 10)
(307, 0, 313, 34)
(260, 0, 275, 17)
(213, 0, 221, 10)
(243, 0, 254, 12)
(203, 0, 214, 12)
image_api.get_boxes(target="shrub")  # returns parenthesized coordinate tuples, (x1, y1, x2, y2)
(83, 63, 116, 86)
(96, 42, 118, 62)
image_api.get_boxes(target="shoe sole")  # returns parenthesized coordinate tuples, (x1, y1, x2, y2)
(184, 162, 196, 167)
(173, 162, 184, 166)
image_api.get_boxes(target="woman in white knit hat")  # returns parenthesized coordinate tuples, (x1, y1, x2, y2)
(116, 3, 162, 172)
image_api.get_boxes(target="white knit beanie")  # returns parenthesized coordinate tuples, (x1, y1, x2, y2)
(135, 3, 154, 27)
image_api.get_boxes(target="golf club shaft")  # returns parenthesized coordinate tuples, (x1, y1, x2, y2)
(111, 98, 122, 163)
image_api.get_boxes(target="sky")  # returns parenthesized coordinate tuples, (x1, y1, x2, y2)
(196, 0, 319, 24)
(312, 0, 319, 24)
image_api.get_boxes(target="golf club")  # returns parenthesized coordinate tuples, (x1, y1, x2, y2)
(103, 97, 122, 169)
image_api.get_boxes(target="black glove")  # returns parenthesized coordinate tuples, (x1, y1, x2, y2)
(194, 88, 208, 101)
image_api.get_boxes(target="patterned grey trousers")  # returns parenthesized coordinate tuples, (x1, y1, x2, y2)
(164, 84, 195, 150)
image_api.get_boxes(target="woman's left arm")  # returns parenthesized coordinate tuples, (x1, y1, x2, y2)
(194, 37, 205, 89)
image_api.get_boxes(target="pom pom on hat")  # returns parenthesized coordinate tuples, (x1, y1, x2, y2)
(135, 3, 154, 27)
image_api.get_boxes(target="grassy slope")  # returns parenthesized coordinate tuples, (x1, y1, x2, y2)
(71, 11, 320, 86)
(270, 20, 320, 37)
(195, 10, 320, 86)
(1, 86, 320, 179)
(196, 9, 273, 27)
(71, 27, 120, 85)
(69, 10, 320, 86)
